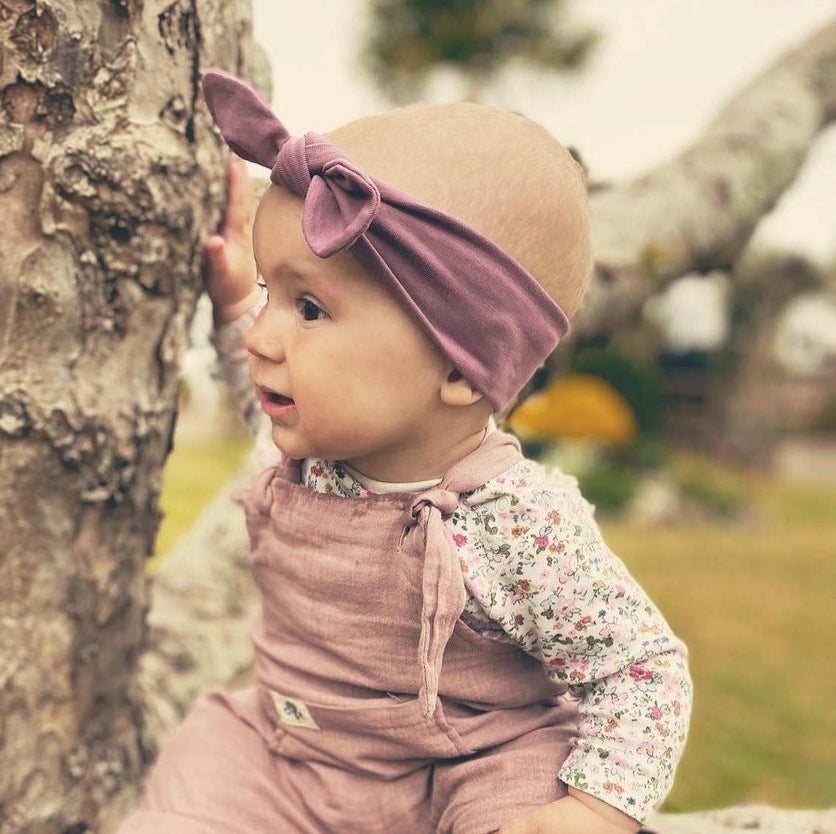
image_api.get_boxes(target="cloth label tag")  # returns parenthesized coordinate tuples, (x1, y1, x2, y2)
(269, 690, 321, 730)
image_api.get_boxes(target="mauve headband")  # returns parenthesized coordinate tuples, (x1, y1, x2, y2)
(202, 69, 570, 411)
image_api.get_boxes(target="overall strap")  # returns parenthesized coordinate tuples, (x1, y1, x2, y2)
(408, 430, 522, 718)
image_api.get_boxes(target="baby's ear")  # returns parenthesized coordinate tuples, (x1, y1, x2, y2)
(440, 369, 485, 407)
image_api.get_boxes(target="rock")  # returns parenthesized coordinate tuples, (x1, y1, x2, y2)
(646, 805, 836, 834)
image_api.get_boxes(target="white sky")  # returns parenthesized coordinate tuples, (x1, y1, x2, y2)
(251, 0, 836, 262)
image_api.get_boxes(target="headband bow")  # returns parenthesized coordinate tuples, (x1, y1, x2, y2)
(202, 69, 569, 411)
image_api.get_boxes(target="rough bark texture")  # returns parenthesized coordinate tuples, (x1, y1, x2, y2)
(579, 20, 836, 338)
(0, 1, 266, 831)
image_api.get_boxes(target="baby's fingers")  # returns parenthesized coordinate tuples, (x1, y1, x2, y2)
(203, 234, 229, 279)
(202, 233, 241, 304)
(223, 157, 254, 235)
(496, 814, 541, 834)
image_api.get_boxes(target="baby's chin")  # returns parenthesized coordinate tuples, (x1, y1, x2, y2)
(269, 426, 313, 462)
(269, 426, 354, 465)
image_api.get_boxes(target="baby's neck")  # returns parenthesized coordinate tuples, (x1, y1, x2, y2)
(344, 419, 493, 484)
(343, 465, 441, 494)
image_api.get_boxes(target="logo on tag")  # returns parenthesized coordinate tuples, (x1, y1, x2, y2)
(269, 690, 320, 730)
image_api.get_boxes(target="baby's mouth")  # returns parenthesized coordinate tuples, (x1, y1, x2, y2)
(264, 391, 295, 407)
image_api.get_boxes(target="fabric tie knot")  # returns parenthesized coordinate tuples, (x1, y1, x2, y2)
(271, 134, 382, 258)
(409, 486, 466, 720)
(409, 487, 459, 523)
(270, 135, 310, 194)
(407, 433, 523, 719)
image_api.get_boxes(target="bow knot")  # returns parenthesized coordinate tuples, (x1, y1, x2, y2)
(410, 487, 459, 523)
(270, 135, 310, 195)
(407, 485, 466, 719)
(271, 135, 381, 258)
(303, 157, 381, 257)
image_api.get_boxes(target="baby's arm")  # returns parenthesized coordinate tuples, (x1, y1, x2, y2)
(464, 467, 692, 828)
(498, 788, 639, 833)
(204, 159, 273, 452)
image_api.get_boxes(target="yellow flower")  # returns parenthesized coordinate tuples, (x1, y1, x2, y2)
(509, 374, 637, 447)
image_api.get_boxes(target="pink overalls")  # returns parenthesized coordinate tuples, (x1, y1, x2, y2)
(120, 432, 579, 834)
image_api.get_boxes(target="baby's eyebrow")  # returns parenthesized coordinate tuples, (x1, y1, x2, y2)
(257, 263, 306, 284)
(258, 265, 339, 305)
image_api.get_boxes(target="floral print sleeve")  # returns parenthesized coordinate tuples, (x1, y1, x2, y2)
(453, 459, 692, 822)
(209, 290, 279, 467)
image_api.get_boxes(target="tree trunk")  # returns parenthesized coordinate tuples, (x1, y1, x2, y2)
(0, 2, 266, 831)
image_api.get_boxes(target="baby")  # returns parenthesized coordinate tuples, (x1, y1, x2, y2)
(119, 70, 691, 834)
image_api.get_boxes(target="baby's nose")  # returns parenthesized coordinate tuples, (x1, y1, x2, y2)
(245, 308, 286, 363)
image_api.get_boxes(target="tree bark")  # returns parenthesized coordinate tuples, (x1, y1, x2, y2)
(579, 20, 836, 337)
(0, 2, 266, 831)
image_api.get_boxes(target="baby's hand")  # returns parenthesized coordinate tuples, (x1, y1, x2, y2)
(497, 789, 640, 834)
(204, 156, 261, 325)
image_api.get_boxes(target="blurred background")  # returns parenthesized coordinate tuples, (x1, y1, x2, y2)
(159, 0, 836, 815)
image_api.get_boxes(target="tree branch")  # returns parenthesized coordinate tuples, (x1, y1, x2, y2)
(138, 455, 259, 751)
(577, 21, 836, 337)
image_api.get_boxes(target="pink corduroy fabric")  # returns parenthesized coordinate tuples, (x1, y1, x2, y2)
(201, 69, 569, 412)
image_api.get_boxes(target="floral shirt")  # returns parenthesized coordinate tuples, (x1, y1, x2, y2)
(212, 311, 692, 823)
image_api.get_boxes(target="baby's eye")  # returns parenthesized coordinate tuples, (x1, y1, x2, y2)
(298, 297, 328, 321)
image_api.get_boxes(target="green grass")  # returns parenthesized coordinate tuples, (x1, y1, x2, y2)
(154, 434, 836, 810)
(601, 464, 836, 810)
(150, 424, 252, 569)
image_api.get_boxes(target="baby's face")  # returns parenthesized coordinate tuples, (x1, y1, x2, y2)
(248, 185, 453, 479)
